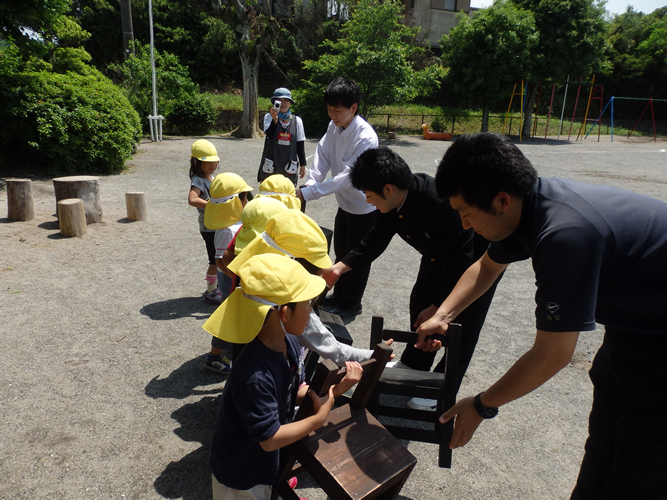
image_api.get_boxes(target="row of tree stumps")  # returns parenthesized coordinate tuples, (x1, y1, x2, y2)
(6, 176, 147, 237)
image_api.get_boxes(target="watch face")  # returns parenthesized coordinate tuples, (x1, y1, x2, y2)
(474, 394, 498, 419)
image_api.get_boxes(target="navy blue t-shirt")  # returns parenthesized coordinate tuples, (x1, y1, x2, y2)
(488, 178, 667, 334)
(209, 334, 303, 490)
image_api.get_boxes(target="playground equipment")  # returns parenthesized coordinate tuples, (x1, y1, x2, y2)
(585, 96, 667, 142)
(502, 80, 526, 140)
(421, 123, 452, 140)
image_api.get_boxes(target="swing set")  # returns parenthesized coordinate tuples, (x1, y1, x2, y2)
(503, 76, 665, 142)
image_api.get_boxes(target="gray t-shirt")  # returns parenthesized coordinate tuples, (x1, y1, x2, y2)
(191, 175, 213, 232)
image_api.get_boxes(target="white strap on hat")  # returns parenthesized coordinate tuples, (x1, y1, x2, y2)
(210, 193, 238, 204)
(261, 232, 295, 259)
(259, 190, 291, 197)
(243, 292, 279, 307)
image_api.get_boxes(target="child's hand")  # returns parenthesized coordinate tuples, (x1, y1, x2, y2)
(332, 361, 363, 398)
(386, 339, 396, 359)
(309, 387, 334, 419)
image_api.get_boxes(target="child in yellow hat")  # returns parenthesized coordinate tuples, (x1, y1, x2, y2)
(208, 254, 362, 499)
(188, 139, 222, 303)
(202, 172, 253, 374)
(255, 174, 302, 210)
(205, 209, 386, 365)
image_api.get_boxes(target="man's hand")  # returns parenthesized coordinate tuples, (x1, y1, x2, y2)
(322, 262, 350, 288)
(295, 187, 305, 203)
(413, 304, 439, 330)
(439, 396, 483, 449)
(414, 311, 450, 352)
(299, 165, 307, 178)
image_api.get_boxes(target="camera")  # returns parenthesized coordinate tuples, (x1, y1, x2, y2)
(273, 100, 282, 111)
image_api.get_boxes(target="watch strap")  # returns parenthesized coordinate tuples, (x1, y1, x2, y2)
(474, 392, 498, 419)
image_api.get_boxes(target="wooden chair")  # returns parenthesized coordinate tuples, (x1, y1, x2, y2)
(368, 315, 462, 468)
(272, 343, 417, 500)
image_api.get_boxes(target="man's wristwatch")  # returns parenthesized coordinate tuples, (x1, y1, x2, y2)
(474, 392, 498, 419)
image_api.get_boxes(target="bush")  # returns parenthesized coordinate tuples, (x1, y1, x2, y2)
(430, 116, 447, 133)
(291, 85, 330, 138)
(169, 92, 217, 136)
(0, 69, 141, 175)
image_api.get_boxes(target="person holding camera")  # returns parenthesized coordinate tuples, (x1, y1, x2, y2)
(257, 88, 307, 186)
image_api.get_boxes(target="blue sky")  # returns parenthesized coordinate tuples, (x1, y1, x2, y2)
(469, 0, 666, 15)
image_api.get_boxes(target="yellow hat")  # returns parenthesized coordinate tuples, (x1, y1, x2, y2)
(191, 139, 220, 162)
(255, 175, 301, 210)
(202, 254, 326, 343)
(204, 173, 253, 230)
(234, 197, 288, 254)
(230, 209, 332, 273)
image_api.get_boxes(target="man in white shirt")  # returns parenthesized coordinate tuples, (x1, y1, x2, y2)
(296, 78, 379, 319)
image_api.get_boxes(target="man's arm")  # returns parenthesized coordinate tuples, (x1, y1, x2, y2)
(440, 329, 580, 449)
(416, 251, 508, 350)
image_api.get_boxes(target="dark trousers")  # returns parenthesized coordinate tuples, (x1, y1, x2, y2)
(571, 327, 667, 500)
(332, 208, 378, 307)
(400, 259, 500, 390)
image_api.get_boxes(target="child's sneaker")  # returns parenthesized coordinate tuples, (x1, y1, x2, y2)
(203, 288, 222, 304)
(205, 352, 232, 374)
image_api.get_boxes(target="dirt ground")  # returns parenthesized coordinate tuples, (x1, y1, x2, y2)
(1, 133, 666, 499)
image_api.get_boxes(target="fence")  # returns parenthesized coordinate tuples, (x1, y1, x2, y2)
(207, 110, 666, 138)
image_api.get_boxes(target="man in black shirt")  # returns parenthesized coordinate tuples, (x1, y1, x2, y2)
(323, 146, 498, 407)
(417, 132, 667, 499)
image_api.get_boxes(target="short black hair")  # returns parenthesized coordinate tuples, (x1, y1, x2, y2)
(324, 77, 361, 113)
(350, 146, 412, 196)
(435, 132, 538, 212)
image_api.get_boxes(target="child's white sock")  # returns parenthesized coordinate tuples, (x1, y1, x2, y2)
(205, 273, 218, 292)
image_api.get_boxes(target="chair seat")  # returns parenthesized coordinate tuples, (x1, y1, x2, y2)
(292, 404, 417, 499)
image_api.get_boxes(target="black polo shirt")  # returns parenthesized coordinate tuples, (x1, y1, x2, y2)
(343, 173, 482, 305)
(488, 177, 667, 334)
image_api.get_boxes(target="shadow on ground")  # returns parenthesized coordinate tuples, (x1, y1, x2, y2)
(140, 296, 217, 321)
(145, 355, 225, 400)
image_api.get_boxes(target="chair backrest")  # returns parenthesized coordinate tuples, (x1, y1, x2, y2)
(369, 315, 462, 468)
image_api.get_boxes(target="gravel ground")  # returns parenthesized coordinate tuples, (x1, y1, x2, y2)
(1, 132, 665, 499)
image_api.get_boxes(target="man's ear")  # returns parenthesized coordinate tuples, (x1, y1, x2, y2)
(383, 184, 394, 199)
(494, 192, 512, 212)
(350, 102, 358, 115)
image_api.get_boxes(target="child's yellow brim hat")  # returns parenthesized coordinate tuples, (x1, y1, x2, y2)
(191, 139, 220, 162)
(255, 174, 301, 211)
(234, 197, 287, 255)
(202, 254, 326, 343)
(229, 209, 332, 273)
(204, 173, 253, 230)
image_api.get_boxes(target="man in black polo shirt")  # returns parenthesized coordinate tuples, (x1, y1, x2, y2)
(417, 132, 667, 499)
(323, 146, 498, 409)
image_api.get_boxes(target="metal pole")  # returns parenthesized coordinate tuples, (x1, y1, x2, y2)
(148, 0, 161, 141)
(611, 97, 614, 142)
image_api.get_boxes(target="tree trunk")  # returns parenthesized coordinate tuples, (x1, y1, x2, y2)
(481, 101, 490, 132)
(125, 192, 148, 221)
(232, 50, 263, 138)
(57, 199, 87, 237)
(522, 82, 538, 139)
(52, 175, 102, 224)
(6, 179, 35, 221)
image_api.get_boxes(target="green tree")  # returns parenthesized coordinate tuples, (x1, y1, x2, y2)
(0, 0, 71, 56)
(109, 42, 216, 134)
(510, 0, 608, 136)
(441, 1, 538, 131)
(302, 0, 445, 119)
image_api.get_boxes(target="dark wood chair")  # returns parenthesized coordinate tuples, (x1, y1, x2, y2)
(368, 315, 462, 468)
(272, 343, 417, 500)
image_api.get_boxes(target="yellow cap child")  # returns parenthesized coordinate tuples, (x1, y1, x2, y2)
(233, 197, 288, 255)
(230, 209, 332, 273)
(204, 173, 253, 230)
(255, 174, 302, 211)
(202, 254, 326, 343)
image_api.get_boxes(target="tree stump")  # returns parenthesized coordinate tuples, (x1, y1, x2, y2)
(57, 199, 87, 237)
(53, 175, 102, 224)
(6, 179, 35, 221)
(125, 192, 147, 221)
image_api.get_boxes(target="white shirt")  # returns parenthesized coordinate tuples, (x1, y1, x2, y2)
(214, 221, 242, 260)
(263, 114, 306, 142)
(301, 115, 379, 215)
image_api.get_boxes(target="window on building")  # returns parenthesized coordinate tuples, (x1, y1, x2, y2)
(430, 0, 456, 11)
